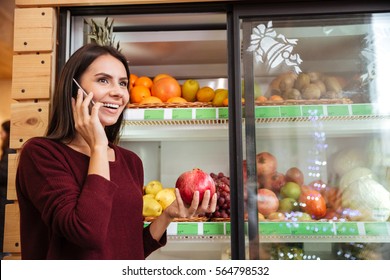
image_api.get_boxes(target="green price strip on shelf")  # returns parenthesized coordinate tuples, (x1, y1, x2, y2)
(280, 106, 302, 118)
(290, 222, 335, 235)
(301, 105, 324, 117)
(351, 104, 374, 116)
(335, 222, 359, 236)
(259, 222, 292, 235)
(255, 106, 280, 118)
(151, 221, 390, 236)
(144, 109, 164, 120)
(327, 105, 350, 116)
(203, 223, 225, 235)
(196, 108, 216, 119)
(259, 222, 335, 236)
(172, 108, 192, 119)
(364, 222, 389, 236)
(177, 223, 198, 235)
(218, 108, 229, 119)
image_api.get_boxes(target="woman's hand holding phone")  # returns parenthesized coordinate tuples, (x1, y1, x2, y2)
(72, 80, 108, 149)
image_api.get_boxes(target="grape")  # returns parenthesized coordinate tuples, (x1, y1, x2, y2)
(210, 171, 231, 219)
(213, 211, 221, 218)
(218, 197, 225, 206)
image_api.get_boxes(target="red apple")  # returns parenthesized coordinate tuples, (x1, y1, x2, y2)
(256, 152, 277, 177)
(175, 168, 216, 205)
(257, 188, 279, 217)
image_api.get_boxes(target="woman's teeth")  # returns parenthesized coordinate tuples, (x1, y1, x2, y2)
(103, 103, 120, 109)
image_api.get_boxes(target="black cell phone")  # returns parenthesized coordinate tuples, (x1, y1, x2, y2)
(73, 78, 95, 112)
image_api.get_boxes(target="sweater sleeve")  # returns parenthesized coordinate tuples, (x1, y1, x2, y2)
(17, 139, 118, 250)
(143, 224, 167, 258)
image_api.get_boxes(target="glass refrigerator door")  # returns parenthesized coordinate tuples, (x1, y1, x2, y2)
(65, 6, 234, 259)
(239, 11, 390, 260)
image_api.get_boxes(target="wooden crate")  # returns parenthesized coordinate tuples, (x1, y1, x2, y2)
(7, 154, 18, 201)
(10, 102, 50, 149)
(12, 53, 53, 100)
(13, 8, 56, 52)
(3, 203, 21, 253)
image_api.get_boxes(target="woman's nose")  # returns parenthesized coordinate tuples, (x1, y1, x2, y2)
(110, 83, 126, 96)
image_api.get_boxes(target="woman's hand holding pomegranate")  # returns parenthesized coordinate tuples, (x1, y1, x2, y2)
(164, 189, 217, 219)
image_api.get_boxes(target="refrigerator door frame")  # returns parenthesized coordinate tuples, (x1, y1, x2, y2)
(57, 2, 247, 260)
(233, 0, 390, 260)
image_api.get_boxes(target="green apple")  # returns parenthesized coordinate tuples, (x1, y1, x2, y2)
(278, 197, 299, 213)
(182, 79, 199, 102)
(280, 182, 301, 200)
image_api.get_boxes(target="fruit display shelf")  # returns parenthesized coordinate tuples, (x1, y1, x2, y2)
(121, 103, 390, 140)
(124, 103, 390, 124)
(143, 221, 390, 243)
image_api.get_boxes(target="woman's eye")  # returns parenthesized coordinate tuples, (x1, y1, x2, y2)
(120, 81, 128, 87)
(98, 78, 109, 84)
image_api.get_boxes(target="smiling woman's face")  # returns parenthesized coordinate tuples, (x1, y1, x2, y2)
(79, 54, 129, 127)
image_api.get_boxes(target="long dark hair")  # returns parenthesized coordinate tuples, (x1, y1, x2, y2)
(1, 120, 10, 157)
(46, 43, 130, 144)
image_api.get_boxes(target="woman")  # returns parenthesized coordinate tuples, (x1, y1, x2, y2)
(16, 43, 217, 260)
(0, 120, 15, 256)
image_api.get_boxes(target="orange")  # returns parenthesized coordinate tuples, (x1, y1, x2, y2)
(139, 96, 163, 105)
(130, 86, 151, 103)
(167, 97, 187, 103)
(256, 95, 268, 102)
(153, 73, 173, 83)
(135, 76, 153, 89)
(129, 73, 138, 90)
(222, 97, 244, 106)
(151, 76, 181, 102)
(269, 95, 283, 101)
(196, 86, 215, 102)
(222, 98, 229, 106)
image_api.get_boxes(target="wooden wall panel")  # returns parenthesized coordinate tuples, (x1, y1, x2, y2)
(10, 102, 50, 149)
(12, 53, 52, 100)
(3, 203, 21, 253)
(7, 154, 18, 201)
(13, 8, 55, 53)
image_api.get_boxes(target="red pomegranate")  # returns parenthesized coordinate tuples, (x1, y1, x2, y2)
(257, 188, 279, 217)
(256, 152, 277, 177)
(175, 168, 216, 205)
(258, 171, 286, 193)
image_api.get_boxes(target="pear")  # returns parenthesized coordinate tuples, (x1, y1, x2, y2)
(142, 197, 162, 217)
(144, 180, 163, 196)
(155, 188, 176, 210)
(182, 79, 199, 102)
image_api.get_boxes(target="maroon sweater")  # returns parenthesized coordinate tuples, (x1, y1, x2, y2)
(16, 137, 166, 259)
